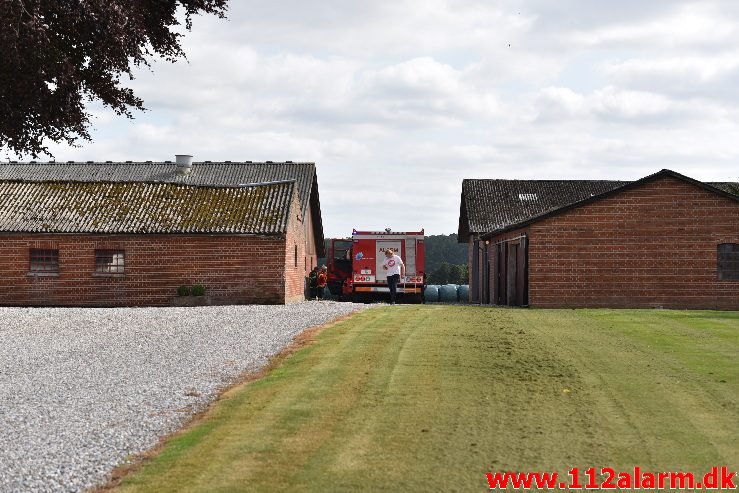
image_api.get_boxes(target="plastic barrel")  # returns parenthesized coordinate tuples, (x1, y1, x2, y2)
(457, 285, 469, 303)
(439, 284, 459, 303)
(424, 285, 440, 302)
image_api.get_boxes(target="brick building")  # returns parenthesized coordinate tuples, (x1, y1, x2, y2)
(0, 160, 325, 306)
(458, 169, 739, 309)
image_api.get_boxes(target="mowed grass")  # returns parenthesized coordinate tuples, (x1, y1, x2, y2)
(116, 306, 739, 492)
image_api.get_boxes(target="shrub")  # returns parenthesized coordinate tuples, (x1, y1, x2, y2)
(177, 285, 190, 297)
(191, 284, 206, 296)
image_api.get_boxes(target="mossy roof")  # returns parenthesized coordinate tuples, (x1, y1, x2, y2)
(0, 180, 296, 234)
(0, 161, 325, 254)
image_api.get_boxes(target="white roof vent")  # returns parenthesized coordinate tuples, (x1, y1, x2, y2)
(175, 154, 193, 175)
(518, 193, 538, 201)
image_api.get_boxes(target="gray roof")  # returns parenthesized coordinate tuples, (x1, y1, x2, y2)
(459, 179, 628, 238)
(0, 180, 296, 234)
(0, 160, 315, 211)
(0, 161, 325, 254)
(459, 169, 739, 240)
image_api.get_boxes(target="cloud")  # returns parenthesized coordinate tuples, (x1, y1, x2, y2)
(11, 0, 739, 236)
(603, 54, 739, 98)
(532, 85, 722, 124)
(569, 3, 738, 50)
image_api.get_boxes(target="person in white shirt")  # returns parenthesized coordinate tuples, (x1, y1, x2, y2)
(382, 248, 405, 304)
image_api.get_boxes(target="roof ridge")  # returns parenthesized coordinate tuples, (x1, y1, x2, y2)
(463, 178, 631, 183)
(0, 178, 296, 189)
(0, 161, 315, 165)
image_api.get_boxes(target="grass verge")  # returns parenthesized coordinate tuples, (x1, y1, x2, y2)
(113, 306, 738, 492)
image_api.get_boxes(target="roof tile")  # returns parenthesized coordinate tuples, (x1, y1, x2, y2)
(0, 180, 296, 234)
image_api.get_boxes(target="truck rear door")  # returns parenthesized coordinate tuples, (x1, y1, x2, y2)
(376, 240, 402, 282)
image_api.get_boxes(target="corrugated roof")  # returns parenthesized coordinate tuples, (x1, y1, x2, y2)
(459, 179, 628, 237)
(0, 161, 325, 255)
(0, 180, 296, 234)
(0, 161, 315, 213)
(710, 181, 739, 196)
(459, 170, 739, 240)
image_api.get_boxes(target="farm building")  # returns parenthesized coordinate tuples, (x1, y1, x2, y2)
(458, 169, 739, 310)
(0, 160, 325, 306)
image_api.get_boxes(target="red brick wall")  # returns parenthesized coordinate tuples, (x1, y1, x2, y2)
(517, 176, 739, 309)
(284, 192, 308, 303)
(0, 232, 298, 307)
(304, 202, 318, 272)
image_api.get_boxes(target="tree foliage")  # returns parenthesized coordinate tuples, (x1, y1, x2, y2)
(424, 234, 467, 274)
(427, 262, 468, 285)
(0, 0, 228, 157)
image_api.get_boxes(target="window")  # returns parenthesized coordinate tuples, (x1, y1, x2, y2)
(718, 243, 739, 280)
(333, 240, 353, 261)
(30, 249, 59, 273)
(95, 250, 125, 274)
(294, 245, 298, 268)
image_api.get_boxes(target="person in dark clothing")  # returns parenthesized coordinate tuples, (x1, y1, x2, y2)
(316, 265, 328, 300)
(308, 266, 319, 299)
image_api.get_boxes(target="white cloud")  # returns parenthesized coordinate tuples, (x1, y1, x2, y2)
(603, 54, 739, 98)
(12, 0, 739, 236)
(570, 3, 737, 50)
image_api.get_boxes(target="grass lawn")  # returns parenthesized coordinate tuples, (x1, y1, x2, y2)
(115, 306, 738, 492)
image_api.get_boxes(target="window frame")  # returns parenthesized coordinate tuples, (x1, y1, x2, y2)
(29, 248, 60, 274)
(94, 249, 126, 275)
(717, 243, 739, 281)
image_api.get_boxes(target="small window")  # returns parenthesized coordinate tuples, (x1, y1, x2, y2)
(333, 240, 353, 261)
(718, 243, 739, 280)
(294, 245, 298, 268)
(30, 249, 59, 273)
(95, 250, 125, 274)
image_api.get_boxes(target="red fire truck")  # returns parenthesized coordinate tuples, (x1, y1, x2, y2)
(327, 229, 426, 302)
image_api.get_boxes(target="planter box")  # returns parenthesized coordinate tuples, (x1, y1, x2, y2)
(170, 295, 212, 307)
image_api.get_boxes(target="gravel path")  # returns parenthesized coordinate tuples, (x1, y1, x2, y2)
(0, 301, 369, 493)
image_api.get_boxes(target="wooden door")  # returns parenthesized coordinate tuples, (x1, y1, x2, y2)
(507, 244, 518, 305)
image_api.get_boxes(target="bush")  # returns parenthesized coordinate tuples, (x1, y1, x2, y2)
(177, 285, 190, 297)
(191, 284, 206, 296)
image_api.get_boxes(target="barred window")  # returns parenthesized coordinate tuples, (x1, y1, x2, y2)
(95, 250, 125, 274)
(30, 249, 59, 273)
(718, 243, 739, 280)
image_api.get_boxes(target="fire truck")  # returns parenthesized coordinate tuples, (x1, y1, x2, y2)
(327, 229, 426, 302)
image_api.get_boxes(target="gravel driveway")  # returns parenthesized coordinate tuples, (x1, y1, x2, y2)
(0, 301, 369, 493)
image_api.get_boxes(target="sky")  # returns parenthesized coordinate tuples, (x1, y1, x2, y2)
(27, 1, 739, 236)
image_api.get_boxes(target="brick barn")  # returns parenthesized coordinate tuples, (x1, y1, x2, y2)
(458, 169, 739, 310)
(0, 160, 325, 306)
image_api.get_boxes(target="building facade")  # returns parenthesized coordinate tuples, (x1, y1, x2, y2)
(0, 178, 311, 306)
(0, 160, 325, 273)
(459, 170, 739, 310)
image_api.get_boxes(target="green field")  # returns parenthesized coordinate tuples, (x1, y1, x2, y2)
(116, 306, 739, 492)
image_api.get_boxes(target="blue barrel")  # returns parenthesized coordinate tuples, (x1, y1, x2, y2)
(457, 285, 469, 303)
(424, 285, 440, 302)
(439, 284, 459, 303)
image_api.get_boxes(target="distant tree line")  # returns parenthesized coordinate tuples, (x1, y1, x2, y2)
(427, 262, 468, 285)
(424, 234, 468, 285)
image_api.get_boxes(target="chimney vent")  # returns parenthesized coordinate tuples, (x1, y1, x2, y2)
(175, 154, 193, 175)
